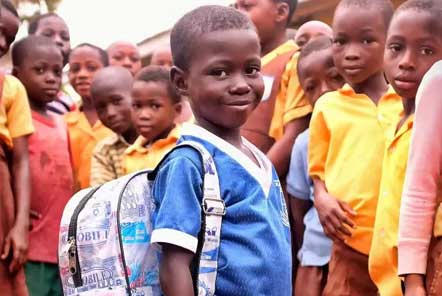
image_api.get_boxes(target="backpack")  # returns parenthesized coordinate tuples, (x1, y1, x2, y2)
(58, 141, 226, 296)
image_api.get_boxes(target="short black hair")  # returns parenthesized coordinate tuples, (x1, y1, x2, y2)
(2, 0, 19, 18)
(28, 13, 65, 34)
(297, 36, 333, 76)
(135, 65, 181, 104)
(12, 35, 62, 67)
(275, 0, 298, 24)
(70, 43, 109, 66)
(336, 0, 394, 29)
(170, 5, 255, 70)
(395, 0, 442, 35)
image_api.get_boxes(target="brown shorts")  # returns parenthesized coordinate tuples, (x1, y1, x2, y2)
(0, 142, 28, 296)
(295, 264, 328, 296)
(426, 236, 442, 296)
(322, 241, 378, 296)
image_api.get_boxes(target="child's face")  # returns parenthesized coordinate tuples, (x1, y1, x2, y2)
(131, 80, 179, 141)
(15, 46, 63, 104)
(108, 42, 141, 76)
(332, 7, 387, 85)
(150, 48, 173, 68)
(93, 85, 133, 135)
(174, 29, 264, 131)
(298, 48, 345, 106)
(69, 47, 105, 99)
(236, 0, 279, 46)
(34, 16, 70, 65)
(0, 9, 19, 57)
(384, 10, 442, 100)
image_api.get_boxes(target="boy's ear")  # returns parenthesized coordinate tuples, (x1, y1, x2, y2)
(170, 66, 189, 97)
(275, 2, 289, 25)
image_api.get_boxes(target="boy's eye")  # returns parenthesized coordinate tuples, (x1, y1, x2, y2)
(54, 68, 62, 77)
(388, 43, 402, 52)
(132, 103, 141, 109)
(305, 84, 316, 92)
(421, 47, 434, 55)
(362, 38, 374, 45)
(333, 38, 345, 46)
(245, 66, 260, 76)
(112, 55, 123, 61)
(130, 56, 140, 63)
(151, 103, 161, 110)
(61, 33, 70, 42)
(34, 67, 45, 74)
(87, 65, 99, 72)
(211, 69, 228, 78)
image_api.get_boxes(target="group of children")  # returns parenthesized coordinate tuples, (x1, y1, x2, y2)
(1, 0, 442, 295)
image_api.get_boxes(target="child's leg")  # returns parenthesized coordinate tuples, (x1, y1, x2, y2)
(295, 265, 328, 296)
(323, 241, 378, 296)
(426, 237, 442, 296)
(0, 143, 28, 296)
(25, 261, 63, 296)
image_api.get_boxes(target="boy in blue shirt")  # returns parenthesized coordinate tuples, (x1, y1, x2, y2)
(287, 36, 344, 296)
(151, 5, 292, 296)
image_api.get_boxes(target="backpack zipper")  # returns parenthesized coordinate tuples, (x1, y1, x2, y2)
(68, 186, 102, 288)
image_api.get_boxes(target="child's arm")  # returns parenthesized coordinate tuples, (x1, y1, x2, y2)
(313, 178, 356, 242)
(398, 62, 442, 294)
(1, 136, 30, 273)
(268, 115, 309, 178)
(160, 244, 195, 296)
(308, 104, 355, 242)
(289, 197, 311, 253)
(90, 142, 115, 186)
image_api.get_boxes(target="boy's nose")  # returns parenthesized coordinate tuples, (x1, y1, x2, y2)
(344, 45, 360, 61)
(230, 74, 251, 95)
(399, 50, 416, 71)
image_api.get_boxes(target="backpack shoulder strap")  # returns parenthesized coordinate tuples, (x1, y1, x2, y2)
(150, 140, 224, 296)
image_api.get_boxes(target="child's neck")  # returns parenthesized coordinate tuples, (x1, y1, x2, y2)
(121, 126, 138, 144)
(261, 30, 287, 57)
(351, 72, 388, 105)
(30, 99, 50, 118)
(81, 96, 98, 127)
(196, 117, 243, 149)
(145, 124, 175, 146)
(396, 98, 415, 132)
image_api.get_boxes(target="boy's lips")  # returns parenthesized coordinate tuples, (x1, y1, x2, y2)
(44, 88, 58, 96)
(394, 78, 417, 90)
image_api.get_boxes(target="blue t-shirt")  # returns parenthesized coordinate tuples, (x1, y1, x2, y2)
(286, 129, 332, 267)
(151, 124, 292, 296)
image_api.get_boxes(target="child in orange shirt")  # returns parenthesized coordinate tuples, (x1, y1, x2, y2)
(124, 66, 182, 173)
(65, 43, 112, 190)
(12, 35, 74, 296)
(0, 3, 32, 295)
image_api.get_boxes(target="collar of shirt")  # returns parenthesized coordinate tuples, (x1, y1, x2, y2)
(125, 125, 180, 155)
(261, 39, 299, 67)
(339, 83, 398, 101)
(64, 110, 106, 136)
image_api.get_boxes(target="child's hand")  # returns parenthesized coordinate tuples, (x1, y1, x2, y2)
(1, 223, 28, 273)
(314, 190, 356, 242)
(404, 274, 426, 296)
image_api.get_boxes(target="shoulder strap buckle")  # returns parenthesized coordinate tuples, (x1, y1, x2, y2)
(203, 197, 226, 216)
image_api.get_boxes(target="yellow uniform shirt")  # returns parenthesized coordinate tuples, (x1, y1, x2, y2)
(369, 115, 414, 296)
(261, 40, 312, 140)
(0, 75, 34, 148)
(124, 126, 180, 174)
(308, 84, 403, 254)
(65, 111, 112, 190)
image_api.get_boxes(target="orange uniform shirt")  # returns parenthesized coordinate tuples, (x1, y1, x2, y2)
(124, 126, 180, 174)
(65, 110, 112, 189)
(0, 75, 34, 148)
(261, 40, 312, 140)
(369, 115, 414, 296)
(308, 84, 403, 255)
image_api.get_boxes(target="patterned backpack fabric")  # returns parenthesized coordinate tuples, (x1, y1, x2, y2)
(58, 141, 225, 296)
